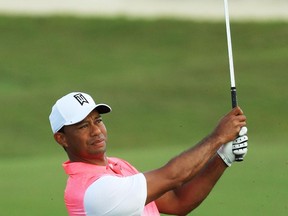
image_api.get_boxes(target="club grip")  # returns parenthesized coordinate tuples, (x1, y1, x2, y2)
(235, 155, 244, 162)
(231, 87, 244, 161)
(231, 87, 237, 108)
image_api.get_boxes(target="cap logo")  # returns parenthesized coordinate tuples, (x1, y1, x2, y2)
(74, 93, 89, 106)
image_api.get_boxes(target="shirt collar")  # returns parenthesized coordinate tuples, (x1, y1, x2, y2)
(62, 158, 122, 175)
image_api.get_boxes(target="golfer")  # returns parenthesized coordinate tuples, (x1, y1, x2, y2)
(49, 91, 248, 216)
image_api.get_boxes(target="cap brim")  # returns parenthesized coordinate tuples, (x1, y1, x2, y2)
(94, 104, 112, 114)
(63, 104, 111, 127)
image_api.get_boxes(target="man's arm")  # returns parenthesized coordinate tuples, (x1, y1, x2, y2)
(143, 107, 246, 205)
(155, 154, 227, 215)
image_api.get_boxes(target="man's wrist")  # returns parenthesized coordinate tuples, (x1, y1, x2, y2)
(217, 141, 234, 167)
(217, 151, 232, 167)
(207, 132, 226, 150)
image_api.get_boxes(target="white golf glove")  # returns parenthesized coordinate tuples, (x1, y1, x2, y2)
(217, 127, 248, 167)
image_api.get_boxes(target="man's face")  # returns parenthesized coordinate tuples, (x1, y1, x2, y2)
(58, 110, 108, 163)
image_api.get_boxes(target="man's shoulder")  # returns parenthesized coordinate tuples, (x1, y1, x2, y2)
(108, 156, 128, 164)
(108, 157, 140, 175)
(108, 156, 134, 169)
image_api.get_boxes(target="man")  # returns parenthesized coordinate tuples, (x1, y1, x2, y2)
(49, 91, 248, 216)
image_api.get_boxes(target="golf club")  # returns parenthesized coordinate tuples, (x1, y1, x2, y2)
(224, 0, 244, 161)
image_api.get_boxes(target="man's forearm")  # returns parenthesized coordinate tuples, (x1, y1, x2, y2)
(165, 134, 223, 185)
(145, 134, 223, 204)
(174, 154, 227, 214)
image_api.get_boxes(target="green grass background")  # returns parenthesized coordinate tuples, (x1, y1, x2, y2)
(0, 16, 287, 215)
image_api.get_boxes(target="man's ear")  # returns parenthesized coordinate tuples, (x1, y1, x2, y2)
(54, 132, 68, 148)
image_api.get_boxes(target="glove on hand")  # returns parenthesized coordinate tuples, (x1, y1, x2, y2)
(217, 127, 248, 167)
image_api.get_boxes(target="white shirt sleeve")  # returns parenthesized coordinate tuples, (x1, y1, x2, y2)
(84, 173, 147, 216)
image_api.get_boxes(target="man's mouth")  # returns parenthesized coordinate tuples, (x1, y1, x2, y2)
(89, 138, 105, 146)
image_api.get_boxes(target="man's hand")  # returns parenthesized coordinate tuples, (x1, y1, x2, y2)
(217, 127, 248, 167)
(212, 107, 247, 145)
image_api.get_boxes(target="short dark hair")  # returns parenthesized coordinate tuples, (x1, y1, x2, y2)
(56, 127, 67, 152)
(58, 127, 65, 134)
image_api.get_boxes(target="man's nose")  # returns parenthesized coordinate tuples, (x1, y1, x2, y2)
(91, 123, 101, 135)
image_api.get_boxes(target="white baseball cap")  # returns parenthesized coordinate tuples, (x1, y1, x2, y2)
(49, 92, 111, 133)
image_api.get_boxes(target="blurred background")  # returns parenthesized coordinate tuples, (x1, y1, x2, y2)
(0, 0, 287, 215)
(1, 0, 288, 20)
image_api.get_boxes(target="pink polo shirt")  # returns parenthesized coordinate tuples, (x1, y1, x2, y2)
(62, 157, 160, 216)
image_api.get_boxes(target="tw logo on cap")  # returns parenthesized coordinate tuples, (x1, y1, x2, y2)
(74, 93, 89, 106)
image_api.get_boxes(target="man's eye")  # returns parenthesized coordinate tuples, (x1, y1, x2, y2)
(79, 124, 88, 129)
(96, 118, 103, 124)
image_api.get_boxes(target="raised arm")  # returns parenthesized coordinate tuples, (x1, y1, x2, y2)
(144, 107, 246, 206)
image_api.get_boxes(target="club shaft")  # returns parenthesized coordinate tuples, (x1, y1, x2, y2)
(224, 0, 236, 89)
(224, 0, 238, 109)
